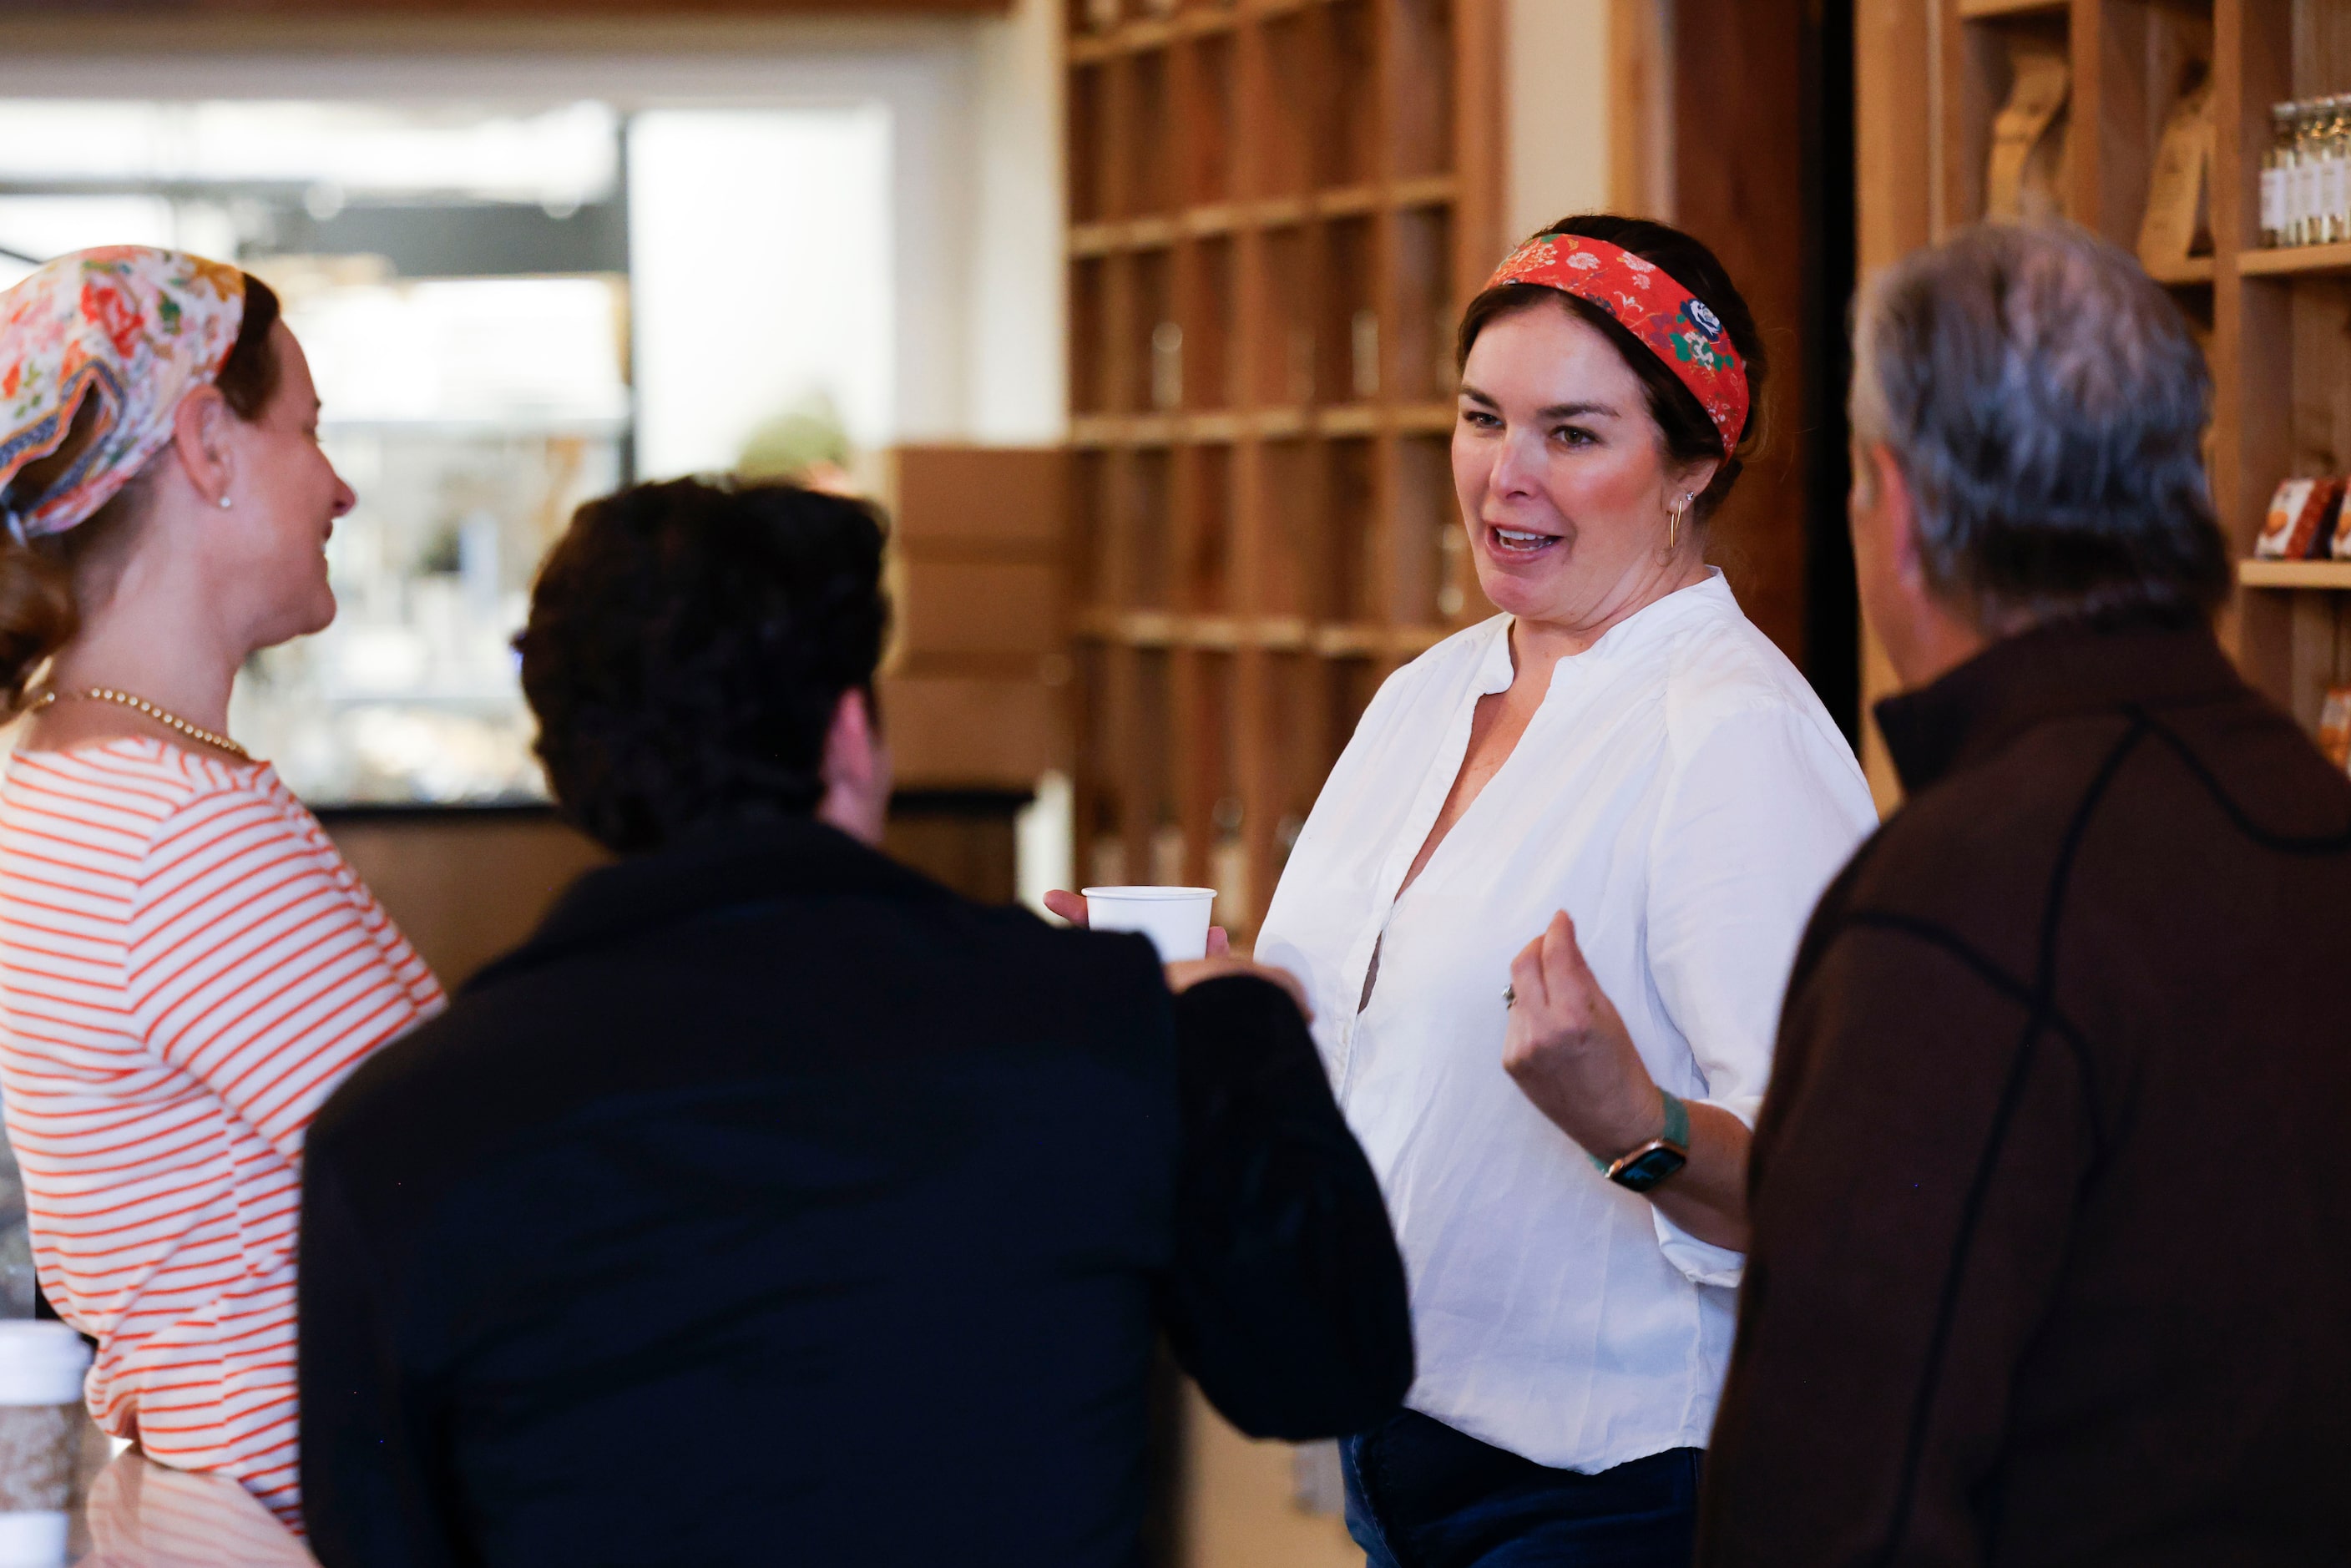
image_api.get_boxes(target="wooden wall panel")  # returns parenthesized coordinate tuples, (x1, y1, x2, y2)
(1854, 0, 1935, 812)
(324, 797, 1026, 994)
(882, 444, 1070, 791)
(1610, 0, 1674, 217)
(322, 812, 609, 988)
(1672, 0, 1813, 667)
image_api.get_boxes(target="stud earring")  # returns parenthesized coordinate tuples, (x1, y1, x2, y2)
(217, 494, 232, 510)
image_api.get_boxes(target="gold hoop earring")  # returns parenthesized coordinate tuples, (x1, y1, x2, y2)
(1667, 493, 1693, 552)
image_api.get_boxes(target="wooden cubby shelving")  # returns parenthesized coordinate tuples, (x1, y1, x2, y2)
(1066, 0, 1503, 938)
(1934, 0, 2351, 736)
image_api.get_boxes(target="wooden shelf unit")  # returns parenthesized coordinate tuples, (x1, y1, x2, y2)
(1933, 0, 2351, 736)
(2216, 0, 2351, 728)
(1065, 0, 1502, 937)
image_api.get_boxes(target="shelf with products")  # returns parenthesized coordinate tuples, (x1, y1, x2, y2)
(2239, 237, 2351, 273)
(2250, 88, 2351, 254)
(1913, 3, 2351, 742)
(2205, 0, 2351, 733)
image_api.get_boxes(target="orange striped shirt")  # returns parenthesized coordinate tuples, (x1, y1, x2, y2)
(0, 739, 443, 1530)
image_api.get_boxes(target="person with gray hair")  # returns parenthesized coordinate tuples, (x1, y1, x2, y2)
(1696, 220, 2351, 1565)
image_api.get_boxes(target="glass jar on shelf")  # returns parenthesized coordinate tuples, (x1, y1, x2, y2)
(2325, 95, 2351, 245)
(2264, 103, 2294, 248)
(2292, 99, 2321, 246)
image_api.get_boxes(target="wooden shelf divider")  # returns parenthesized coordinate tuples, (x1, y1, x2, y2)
(1956, 0, 2067, 19)
(2238, 558, 2351, 590)
(2237, 238, 2351, 276)
(1066, 0, 1504, 937)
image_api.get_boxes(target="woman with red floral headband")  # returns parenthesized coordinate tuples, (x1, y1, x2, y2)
(0, 248, 442, 1530)
(1251, 215, 1877, 1565)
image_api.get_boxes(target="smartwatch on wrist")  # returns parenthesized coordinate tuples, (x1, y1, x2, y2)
(1589, 1090, 1691, 1194)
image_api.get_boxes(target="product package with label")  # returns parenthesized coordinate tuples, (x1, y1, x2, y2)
(2318, 686, 2351, 774)
(2256, 476, 2347, 559)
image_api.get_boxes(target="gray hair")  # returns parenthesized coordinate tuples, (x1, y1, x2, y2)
(1849, 222, 2228, 630)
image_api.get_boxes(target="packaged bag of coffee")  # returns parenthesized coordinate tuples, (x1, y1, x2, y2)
(2319, 686, 2351, 773)
(2257, 476, 2343, 559)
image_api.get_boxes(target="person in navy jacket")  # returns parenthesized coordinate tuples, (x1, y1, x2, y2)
(297, 477, 1411, 1568)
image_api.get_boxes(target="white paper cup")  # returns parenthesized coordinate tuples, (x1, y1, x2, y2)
(0, 1322, 88, 1568)
(1083, 886, 1216, 962)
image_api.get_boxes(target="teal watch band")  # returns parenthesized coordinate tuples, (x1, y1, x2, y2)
(1589, 1090, 1691, 1174)
(1661, 1088, 1691, 1148)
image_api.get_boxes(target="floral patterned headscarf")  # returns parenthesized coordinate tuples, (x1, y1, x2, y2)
(1484, 231, 1750, 456)
(0, 247, 249, 543)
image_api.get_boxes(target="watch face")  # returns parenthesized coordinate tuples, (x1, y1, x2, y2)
(1610, 1146, 1689, 1194)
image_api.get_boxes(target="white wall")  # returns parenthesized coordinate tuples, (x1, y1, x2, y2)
(1505, 0, 1615, 240)
(968, 0, 1068, 444)
(627, 107, 896, 477)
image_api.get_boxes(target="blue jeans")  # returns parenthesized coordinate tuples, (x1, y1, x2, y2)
(1340, 1409, 1701, 1568)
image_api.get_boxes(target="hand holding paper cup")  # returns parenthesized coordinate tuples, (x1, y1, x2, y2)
(1040, 888, 1311, 1019)
(1079, 886, 1219, 962)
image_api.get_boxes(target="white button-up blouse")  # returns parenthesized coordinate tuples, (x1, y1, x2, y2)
(1254, 570, 1876, 1472)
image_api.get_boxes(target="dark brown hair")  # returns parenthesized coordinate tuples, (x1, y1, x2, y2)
(518, 476, 892, 854)
(0, 273, 282, 711)
(1457, 215, 1767, 529)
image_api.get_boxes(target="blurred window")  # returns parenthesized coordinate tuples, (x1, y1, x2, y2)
(0, 99, 892, 805)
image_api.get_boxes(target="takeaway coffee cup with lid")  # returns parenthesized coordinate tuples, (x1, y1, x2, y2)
(1082, 886, 1217, 962)
(0, 1321, 88, 1568)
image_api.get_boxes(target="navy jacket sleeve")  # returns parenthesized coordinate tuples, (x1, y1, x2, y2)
(297, 1155, 462, 1568)
(1158, 974, 1414, 1439)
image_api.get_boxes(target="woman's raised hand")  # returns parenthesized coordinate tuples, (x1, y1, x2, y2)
(1502, 912, 1664, 1165)
(1042, 889, 1312, 1019)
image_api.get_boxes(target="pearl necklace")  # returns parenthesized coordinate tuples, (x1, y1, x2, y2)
(32, 688, 250, 761)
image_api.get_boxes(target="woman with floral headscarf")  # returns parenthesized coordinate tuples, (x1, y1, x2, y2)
(0, 248, 443, 1529)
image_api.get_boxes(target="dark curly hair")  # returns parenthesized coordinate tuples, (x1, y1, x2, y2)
(1457, 214, 1767, 529)
(518, 476, 892, 853)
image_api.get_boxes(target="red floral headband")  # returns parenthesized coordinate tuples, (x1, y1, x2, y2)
(1484, 232, 1749, 456)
